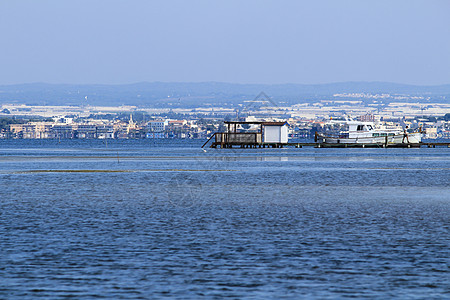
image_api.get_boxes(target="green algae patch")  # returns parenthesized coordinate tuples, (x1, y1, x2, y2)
(20, 170, 133, 173)
(12, 169, 236, 174)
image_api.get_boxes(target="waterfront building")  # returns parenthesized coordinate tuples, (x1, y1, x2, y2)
(168, 120, 186, 128)
(357, 114, 377, 122)
(146, 132, 165, 139)
(34, 123, 54, 139)
(52, 124, 75, 139)
(22, 124, 36, 139)
(146, 120, 166, 132)
(76, 124, 97, 139)
(424, 127, 438, 139)
(9, 124, 24, 138)
(96, 125, 114, 139)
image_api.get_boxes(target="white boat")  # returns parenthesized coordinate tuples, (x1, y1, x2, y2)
(315, 120, 422, 146)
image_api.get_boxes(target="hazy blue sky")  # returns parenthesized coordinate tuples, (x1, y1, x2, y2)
(1, 0, 449, 85)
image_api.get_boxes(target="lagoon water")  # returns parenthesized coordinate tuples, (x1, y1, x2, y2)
(0, 139, 449, 299)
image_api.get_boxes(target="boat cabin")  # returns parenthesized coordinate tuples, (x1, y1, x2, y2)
(348, 121, 375, 138)
(347, 121, 399, 138)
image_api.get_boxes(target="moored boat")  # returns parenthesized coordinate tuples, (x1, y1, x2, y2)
(315, 120, 422, 146)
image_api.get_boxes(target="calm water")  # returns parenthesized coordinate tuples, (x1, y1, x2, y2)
(0, 139, 449, 299)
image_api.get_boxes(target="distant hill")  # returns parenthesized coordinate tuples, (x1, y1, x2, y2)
(0, 82, 449, 107)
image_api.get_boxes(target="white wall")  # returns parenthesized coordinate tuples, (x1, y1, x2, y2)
(280, 125, 288, 143)
(264, 125, 288, 143)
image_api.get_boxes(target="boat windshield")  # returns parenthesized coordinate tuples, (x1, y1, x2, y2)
(356, 125, 372, 131)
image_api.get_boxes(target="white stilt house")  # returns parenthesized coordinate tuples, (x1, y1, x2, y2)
(204, 121, 289, 148)
(263, 122, 289, 144)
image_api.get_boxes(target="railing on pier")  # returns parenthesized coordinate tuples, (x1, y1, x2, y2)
(215, 132, 262, 144)
(203, 132, 263, 148)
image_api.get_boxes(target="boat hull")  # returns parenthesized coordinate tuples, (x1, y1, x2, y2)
(318, 132, 421, 145)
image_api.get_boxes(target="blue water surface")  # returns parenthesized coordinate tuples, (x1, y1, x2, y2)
(0, 139, 449, 299)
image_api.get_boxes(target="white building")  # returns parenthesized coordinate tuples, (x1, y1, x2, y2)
(147, 120, 166, 132)
(263, 122, 289, 143)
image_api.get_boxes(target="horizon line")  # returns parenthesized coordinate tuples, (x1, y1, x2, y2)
(1, 81, 450, 87)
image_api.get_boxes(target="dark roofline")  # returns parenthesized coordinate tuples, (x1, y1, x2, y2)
(224, 121, 287, 126)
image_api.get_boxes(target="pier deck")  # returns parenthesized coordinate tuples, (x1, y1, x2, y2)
(202, 128, 450, 149)
(204, 138, 450, 149)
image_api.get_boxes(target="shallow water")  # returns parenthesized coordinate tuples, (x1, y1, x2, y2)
(1, 139, 449, 299)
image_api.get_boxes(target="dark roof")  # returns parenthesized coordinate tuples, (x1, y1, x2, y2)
(224, 121, 287, 126)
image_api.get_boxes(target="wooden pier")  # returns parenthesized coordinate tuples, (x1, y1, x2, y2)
(202, 135, 450, 149)
(202, 121, 450, 149)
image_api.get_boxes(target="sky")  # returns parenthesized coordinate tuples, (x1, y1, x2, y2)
(0, 0, 449, 85)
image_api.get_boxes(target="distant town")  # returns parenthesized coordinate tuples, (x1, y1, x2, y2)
(1, 94, 450, 140)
